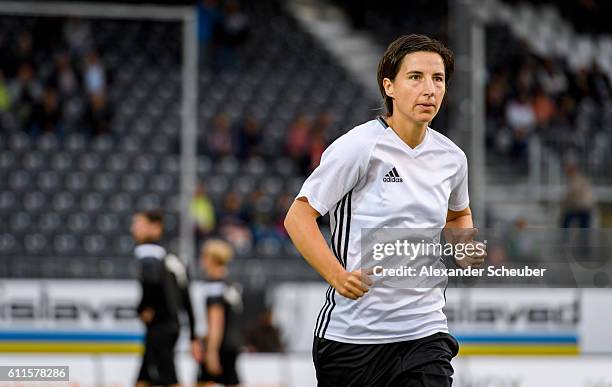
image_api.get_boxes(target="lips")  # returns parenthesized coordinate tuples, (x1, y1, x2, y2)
(417, 103, 435, 109)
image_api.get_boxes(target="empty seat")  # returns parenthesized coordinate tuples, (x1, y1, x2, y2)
(65, 133, 87, 152)
(261, 176, 283, 196)
(0, 192, 17, 212)
(40, 213, 62, 233)
(109, 193, 133, 212)
(36, 133, 59, 151)
(91, 134, 114, 153)
(0, 234, 17, 255)
(37, 171, 61, 191)
(116, 235, 135, 255)
(81, 192, 105, 212)
(50, 153, 73, 172)
(79, 153, 102, 172)
(134, 154, 157, 173)
(243, 157, 267, 176)
(54, 234, 78, 255)
(0, 151, 17, 169)
(24, 233, 47, 255)
(122, 174, 145, 192)
(65, 172, 89, 192)
(233, 176, 257, 196)
(22, 152, 46, 171)
(67, 212, 92, 233)
(216, 156, 240, 176)
(96, 213, 119, 233)
(9, 132, 31, 151)
(10, 212, 31, 232)
(161, 155, 180, 174)
(149, 174, 174, 193)
(138, 193, 162, 210)
(9, 171, 32, 191)
(106, 154, 129, 173)
(197, 156, 212, 175)
(52, 192, 76, 212)
(83, 234, 106, 255)
(119, 136, 140, 153)
(93, 173, 118, 192)
(23, 191, 46, 212)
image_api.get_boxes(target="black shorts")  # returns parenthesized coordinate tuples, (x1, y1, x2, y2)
(197, 347, 240, 385)
(137, 323, 180, 386)
(313, 332, 459, 387)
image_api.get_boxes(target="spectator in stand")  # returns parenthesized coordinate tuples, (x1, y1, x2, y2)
(31, 86, 63, 136)
(308, 112, 332, 171)
(0, 71, 11, 113)
(84, 92, 110, 136)
(63, 17, 93, 57)
(531, 86, 555, 129)
(561, 163, 595, 229)
(537, 59, 567, 97)
(53, 52, 79, 99)
(191, 183, 216, 245)
(218, 192, 252, 255)
(207, 113, 234, 159)
(83, 51, 106, 97)
(9, 63, 42, 135)
(505, 92, 535, 161)
(285, 114, 311, 174)
(197, 0, 222, 69)
(236, 114, 261, 160)
(221, 0, 250, 67)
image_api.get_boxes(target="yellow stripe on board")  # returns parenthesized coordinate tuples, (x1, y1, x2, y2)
(0, 342, 144, 354)
(459, 345, 579, 356)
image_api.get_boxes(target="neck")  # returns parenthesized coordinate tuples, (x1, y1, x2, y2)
(386, 113, 427, 149)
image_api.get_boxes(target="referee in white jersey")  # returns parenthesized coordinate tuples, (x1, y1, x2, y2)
(284, 34, 485, 386)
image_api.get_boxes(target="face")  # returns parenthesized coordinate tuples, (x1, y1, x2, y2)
(383, 51, 446, 125)
(130, 214, 160, 244)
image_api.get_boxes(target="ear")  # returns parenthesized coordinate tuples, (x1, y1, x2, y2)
(383, 78, 394, 98)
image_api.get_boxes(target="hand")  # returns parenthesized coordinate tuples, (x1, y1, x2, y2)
(205, 351, 223, 376)
(331, 269, 372, 300)
(139, 308, 155, 324)
(453, 228, 486, 269)
(191, 339, 203, 363)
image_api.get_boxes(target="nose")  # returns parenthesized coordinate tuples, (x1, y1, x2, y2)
(422, 76, 435, 96)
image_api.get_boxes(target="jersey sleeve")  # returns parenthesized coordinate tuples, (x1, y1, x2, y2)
(296, 131, 371, 216)
(448, 152, 470, 211)
(205, 281, 226, 307)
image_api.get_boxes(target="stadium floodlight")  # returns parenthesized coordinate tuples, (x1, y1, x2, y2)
(0, 1, 198, 271)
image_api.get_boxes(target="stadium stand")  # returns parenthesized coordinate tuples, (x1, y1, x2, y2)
(0, 0, 377, 277)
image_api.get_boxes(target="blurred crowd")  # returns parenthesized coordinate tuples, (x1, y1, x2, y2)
(194, 110, 336, 254)
(486, 36, 612, 165)
(0, 18, 111, 138)
(505, 0, 612, 35)
(197, 0, 250, 72)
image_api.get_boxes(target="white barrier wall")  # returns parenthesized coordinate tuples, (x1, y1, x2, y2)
(1, 280, 612, 386)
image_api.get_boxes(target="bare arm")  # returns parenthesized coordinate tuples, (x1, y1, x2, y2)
(284, 198, 370, 299)
(444, 207, 485, 268)
(206, 304, 225, 354)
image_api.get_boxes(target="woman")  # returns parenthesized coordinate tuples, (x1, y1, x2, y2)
(284, 34, 485, 386)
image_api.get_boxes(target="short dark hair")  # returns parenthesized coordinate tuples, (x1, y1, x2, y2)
(377, 34, 454, 115)
(138, 210, 164, 227)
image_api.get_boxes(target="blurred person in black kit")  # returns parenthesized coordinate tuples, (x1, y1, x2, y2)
(197, 239, 242, 387)
(131, 210, 201, 387)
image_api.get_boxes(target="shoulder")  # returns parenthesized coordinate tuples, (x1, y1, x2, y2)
(428, 128, 467, 165)
(325, 119, 385, 158)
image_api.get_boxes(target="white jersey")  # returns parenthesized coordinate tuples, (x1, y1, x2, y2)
(297, 117, 469, 344)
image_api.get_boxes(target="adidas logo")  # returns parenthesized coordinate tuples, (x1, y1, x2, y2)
(383, 167, 403, 182)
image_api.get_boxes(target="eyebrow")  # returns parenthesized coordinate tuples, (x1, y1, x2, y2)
(406, 71, 445, 77)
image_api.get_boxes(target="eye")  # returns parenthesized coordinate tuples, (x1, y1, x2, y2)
(434, 76, 445, 83)
(409, 74, 421, 80)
